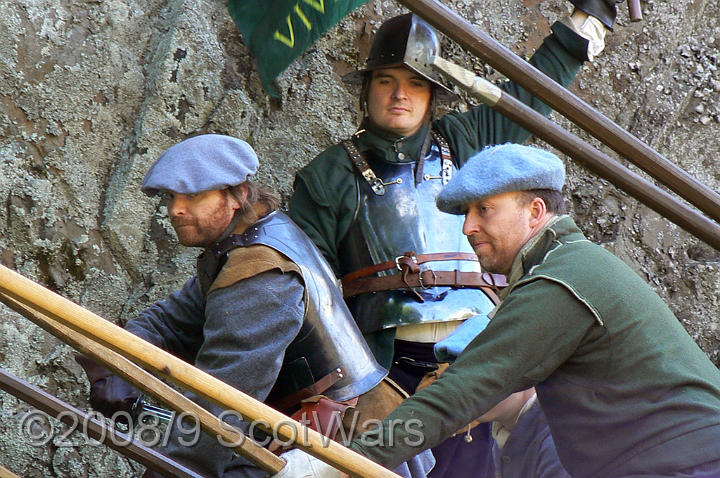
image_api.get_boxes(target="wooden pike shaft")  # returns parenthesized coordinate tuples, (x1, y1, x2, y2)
(0, 265, 402, 478)
(431, 57, 720, 250)
(0, 292, 285, 474)
(0, 466, 21, 478)
(399, 0, 720, 226)
(628, 0, 643, 22)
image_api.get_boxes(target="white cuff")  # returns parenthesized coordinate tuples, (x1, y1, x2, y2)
(562, 10, 607, 61)
(394, 320, 466, 343)
(273, 449, 345, 478)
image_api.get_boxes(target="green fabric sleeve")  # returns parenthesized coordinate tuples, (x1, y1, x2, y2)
(551, 20, 591, 62)
(287, 145, 358, 274)
(362, 328, 397, 370)
(351, 279, 599, 469)
(435, 21, 585, 167)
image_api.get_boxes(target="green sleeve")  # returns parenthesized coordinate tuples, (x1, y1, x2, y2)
(350, 279, 598, 469)
(287, 145, 358, 274)
(435, 22, 586, 166)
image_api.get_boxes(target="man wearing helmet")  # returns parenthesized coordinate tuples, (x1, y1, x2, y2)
(76, 134, 438, 477)
(288, 3, 620, 477)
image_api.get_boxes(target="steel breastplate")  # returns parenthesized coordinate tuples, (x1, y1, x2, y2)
(203, 211, 386, 404)
(340, 143, 495, 333)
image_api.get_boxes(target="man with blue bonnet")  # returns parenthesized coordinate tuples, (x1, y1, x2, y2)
(288, 4, 620, 476)
(320, 143, 720, 477)
(76, 134, 434, 478)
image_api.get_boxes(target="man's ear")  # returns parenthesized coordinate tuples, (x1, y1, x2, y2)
(227, 185, 247, 210)
(527, 197, 548, 228)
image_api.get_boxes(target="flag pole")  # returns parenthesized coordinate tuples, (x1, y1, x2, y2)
(397, 0, 720, 226)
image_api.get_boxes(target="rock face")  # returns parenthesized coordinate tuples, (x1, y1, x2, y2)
(1, 0, 719, 475)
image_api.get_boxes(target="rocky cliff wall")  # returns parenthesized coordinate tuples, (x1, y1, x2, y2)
(1, 0, 719, 476)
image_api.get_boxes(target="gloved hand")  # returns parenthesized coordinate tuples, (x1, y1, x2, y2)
(75, 354, 141, 420)
(273, 448, 346, 478)
(569, 0, 624, 30)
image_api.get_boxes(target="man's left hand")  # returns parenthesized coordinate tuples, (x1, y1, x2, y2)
(570, 0, 624, 29)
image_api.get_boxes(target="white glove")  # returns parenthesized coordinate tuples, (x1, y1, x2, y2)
(273, 448, 345, 478)
(562, 10, 607, 61)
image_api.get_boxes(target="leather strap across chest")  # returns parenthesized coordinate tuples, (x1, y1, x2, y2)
(342, 137, 388, 195)
(342, 128, 454, 196)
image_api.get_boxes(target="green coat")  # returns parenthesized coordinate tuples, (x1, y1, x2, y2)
(351, 216, 720, 477)
(289, 23, 584, 272)
(288, 23, 588, 366)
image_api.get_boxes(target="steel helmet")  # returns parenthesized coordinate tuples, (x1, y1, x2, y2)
(343, 13, 458, 101)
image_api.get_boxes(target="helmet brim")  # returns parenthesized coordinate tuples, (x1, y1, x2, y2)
(342, 63, 459, 102)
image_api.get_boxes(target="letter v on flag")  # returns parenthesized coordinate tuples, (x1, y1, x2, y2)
(228, 0, 368, 97)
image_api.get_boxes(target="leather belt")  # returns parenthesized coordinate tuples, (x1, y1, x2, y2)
(341, 251, 480, 285)
(343, 269, 502, 304)
(268, 367, 345, 412)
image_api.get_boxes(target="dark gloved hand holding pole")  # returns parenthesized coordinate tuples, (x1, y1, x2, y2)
(75, 354, 142, 423)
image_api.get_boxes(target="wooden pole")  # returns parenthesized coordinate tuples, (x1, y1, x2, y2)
(0, 292, 285, 474)
(0, 366, 206, 478)
(429, 57, 720, 250)
(398, 0, 720, 226)
(0, 466, 21, 478)
(627, 0, 643, 22)
(0, 265, 402, 478)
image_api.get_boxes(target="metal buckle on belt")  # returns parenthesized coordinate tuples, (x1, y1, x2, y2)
(418, 270, 437, 289)
(394, 356, 439, 373)
(395, 253, 419, 271)
(396, 253, 424, 302)
(130, 394, 175, 427)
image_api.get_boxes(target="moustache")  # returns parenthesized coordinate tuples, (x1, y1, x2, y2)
(467, 235, 487, 248)
(171, 218, 195, 228)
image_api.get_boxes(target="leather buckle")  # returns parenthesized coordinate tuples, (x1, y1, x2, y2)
(397, 252, 424, 302)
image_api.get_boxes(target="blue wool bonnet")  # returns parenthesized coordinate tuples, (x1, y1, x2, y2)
(436, 143, 565, 215)
(141, 134, 259, 196)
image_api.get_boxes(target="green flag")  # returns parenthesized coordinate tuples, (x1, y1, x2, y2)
(228, 0, 368, 97)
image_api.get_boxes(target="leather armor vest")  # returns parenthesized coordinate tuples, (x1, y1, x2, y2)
(198, 210, 386, 406)
(340, 139, 496, 334)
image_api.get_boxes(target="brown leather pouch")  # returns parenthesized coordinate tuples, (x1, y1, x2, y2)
(340, 377, 408, 439)
(269, 395, 358, 453)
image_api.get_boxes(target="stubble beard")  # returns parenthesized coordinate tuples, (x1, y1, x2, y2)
(172, 197, 236, 249)
(474, 245, 510, 276)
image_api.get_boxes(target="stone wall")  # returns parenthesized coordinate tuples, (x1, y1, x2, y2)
(0, 0, 718, 476)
